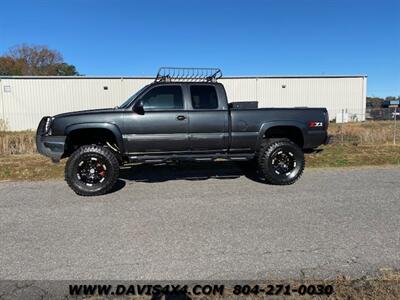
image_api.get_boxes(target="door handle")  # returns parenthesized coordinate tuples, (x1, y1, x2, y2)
(176, 115, 186, 121)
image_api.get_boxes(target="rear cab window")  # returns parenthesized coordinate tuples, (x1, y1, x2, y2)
(190, 85, 218, 109)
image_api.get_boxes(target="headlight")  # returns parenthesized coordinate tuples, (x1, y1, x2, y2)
(44, 117, 54, 135)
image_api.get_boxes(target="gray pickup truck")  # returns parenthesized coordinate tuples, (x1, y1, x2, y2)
(37, 67, 329, 196)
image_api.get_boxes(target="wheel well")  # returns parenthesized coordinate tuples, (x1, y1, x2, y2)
(64, 128, 119, 157)
(264, 126, 304, 147)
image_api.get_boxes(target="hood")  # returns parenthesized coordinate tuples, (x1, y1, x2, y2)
(54, 108, 118, 118)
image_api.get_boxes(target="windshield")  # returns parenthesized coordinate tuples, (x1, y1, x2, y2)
(118, 85, 149, 109)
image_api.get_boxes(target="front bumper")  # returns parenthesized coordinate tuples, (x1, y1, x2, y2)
(36, 117, 66, 163)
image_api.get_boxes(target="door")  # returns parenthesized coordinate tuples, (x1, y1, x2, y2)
(187, 85, 229, 151)
(123, 85, 189, 154)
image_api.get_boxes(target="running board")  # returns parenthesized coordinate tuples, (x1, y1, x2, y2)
(127, 153, 254, 163)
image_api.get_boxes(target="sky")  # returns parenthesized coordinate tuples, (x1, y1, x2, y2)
(0, 0, 399, 97)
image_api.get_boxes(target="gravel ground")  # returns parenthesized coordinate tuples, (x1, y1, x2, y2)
(0, 163, 399, 280)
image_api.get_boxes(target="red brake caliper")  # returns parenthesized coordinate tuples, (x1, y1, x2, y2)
(97, 163, 105, 177)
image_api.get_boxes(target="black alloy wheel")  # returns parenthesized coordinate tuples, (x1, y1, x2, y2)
(65, 145, 119, 196)
(257, 138, 305, 185)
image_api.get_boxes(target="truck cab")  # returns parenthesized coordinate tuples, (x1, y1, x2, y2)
(123, 82, 230, 155)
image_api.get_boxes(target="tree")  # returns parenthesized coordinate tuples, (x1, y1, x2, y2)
(366, 96, 385, 107)
(385, 96, 397, 101)
(0, 44, 79, 76)
(54, 63, 79, 76)
(0, 56, 19, 75)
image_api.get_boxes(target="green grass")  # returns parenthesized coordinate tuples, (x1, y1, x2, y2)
(306, 144, 400, 168)
(0, 154, 64, 181)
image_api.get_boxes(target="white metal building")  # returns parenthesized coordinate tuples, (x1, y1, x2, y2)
(0, 75, 367, 131)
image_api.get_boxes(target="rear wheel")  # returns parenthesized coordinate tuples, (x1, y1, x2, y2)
(65, 145, 119, 196)
(257, 138, 304, 185)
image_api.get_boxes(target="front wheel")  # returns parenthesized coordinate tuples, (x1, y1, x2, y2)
(65, 145, 120, 196)
(257, 139, 305, 185)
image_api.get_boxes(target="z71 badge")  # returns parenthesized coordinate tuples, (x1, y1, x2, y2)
(308, 121, 323, 128)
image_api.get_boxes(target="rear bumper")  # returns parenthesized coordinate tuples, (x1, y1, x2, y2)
(36, 117, 66, 163)
(304, 130, 330, 149)
(324, 134, 331, 145)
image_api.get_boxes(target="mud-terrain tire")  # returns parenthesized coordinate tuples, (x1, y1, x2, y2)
(65, 145, 119, 196)
(257, 138, 304, 185)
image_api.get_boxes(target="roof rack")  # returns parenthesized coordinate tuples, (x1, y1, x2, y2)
(155, 67, 222, 83)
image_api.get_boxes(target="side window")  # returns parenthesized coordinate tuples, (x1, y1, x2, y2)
(190, 85, 218, 109)
(141, 86, 183, 110)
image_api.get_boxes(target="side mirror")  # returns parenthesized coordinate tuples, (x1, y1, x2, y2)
(133, 101, 145, 115)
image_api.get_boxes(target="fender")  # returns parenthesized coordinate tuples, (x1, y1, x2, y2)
(65, 122, 125, 153)
(256, 120, 307, 150)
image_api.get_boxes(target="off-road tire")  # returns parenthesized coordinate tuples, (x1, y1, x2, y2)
(257, 138, 304, 185)
(65, 145, 119, 196)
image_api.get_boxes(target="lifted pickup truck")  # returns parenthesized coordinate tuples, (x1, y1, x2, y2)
(37, 67, 329, 196)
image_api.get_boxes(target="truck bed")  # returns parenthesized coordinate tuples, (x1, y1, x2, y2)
(229, 107, 328, 151)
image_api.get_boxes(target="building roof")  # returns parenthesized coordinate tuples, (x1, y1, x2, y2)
(0, 74, 368, 80)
